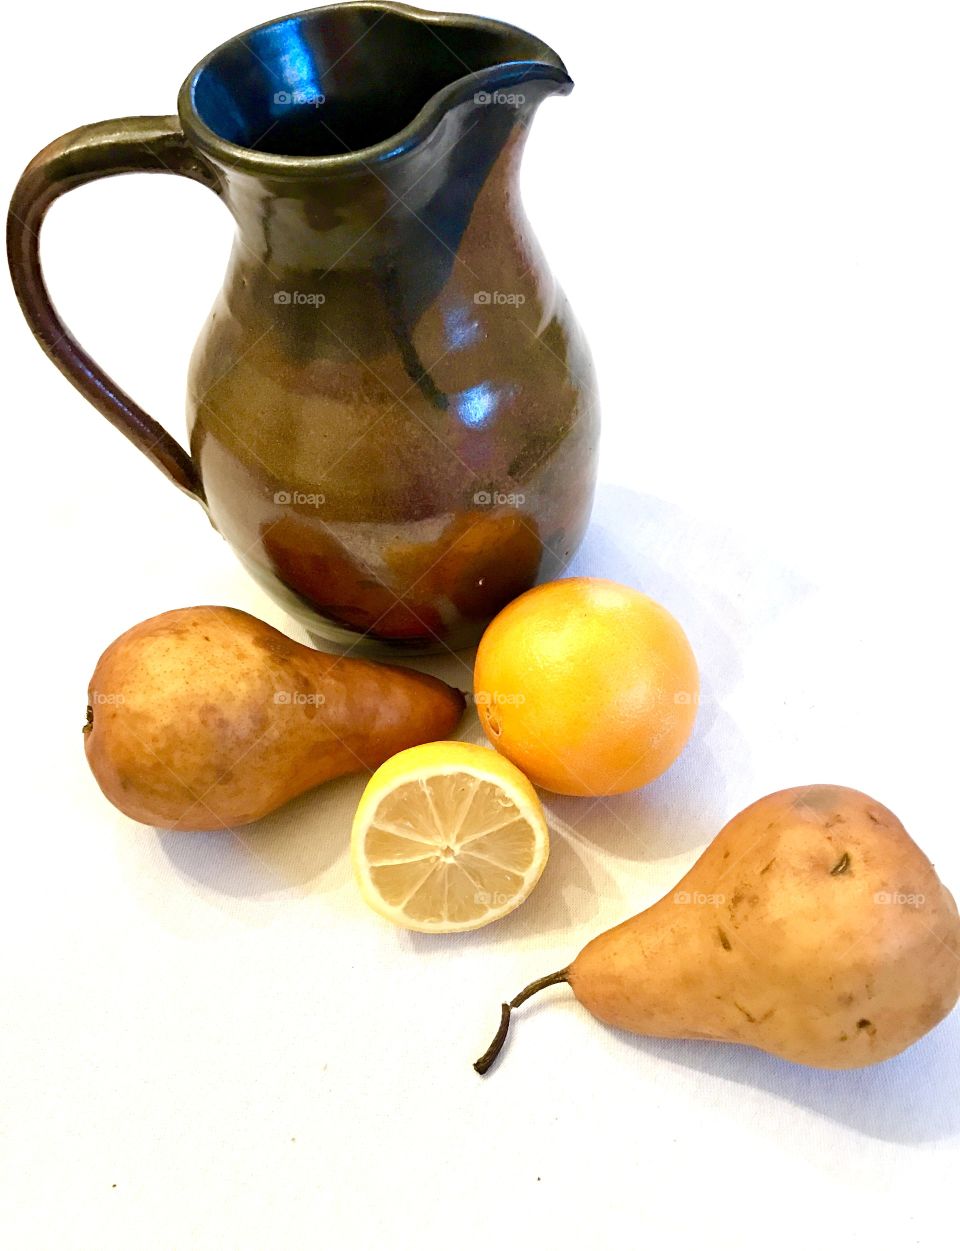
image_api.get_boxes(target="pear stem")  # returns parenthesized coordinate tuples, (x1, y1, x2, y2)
(473, 969, 570, 1075)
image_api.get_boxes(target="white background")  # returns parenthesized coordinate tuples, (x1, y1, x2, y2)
(3, 1, 959, 1247)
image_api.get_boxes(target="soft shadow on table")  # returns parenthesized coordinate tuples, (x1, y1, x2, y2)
(610, 1012, 960, 1143)
(155, 773, 362, 898)
(400, 817, 613, 949)
(548, 493, 956, 1145)
(151, 483, 808, 923)
(398, 697, 733, 949)
(542, 752, 725, 865)
(404, 483, 808, 950)
(573, 485, 809, 722)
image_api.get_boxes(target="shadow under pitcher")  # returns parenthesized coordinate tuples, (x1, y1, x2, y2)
(7, 2, 600, 655)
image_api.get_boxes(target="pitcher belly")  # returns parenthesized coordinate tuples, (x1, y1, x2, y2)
(187, 286, 599, 654)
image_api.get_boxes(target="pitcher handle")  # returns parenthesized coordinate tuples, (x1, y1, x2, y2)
(7, 116, 222, 504)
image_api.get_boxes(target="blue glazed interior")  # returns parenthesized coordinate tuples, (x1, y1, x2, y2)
(190, 8, 553, 157)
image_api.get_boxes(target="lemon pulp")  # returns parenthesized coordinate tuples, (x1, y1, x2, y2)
(352, 744, 548, 932)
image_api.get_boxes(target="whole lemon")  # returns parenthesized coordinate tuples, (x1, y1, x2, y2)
(473, 578, 699, 796)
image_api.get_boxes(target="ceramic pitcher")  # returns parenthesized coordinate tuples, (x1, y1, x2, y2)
(8, 2, 599, 654)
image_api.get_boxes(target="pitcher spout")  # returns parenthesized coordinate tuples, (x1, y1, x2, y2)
(179, 2, 572, 175)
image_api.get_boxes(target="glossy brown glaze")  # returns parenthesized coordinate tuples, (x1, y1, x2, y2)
(6, 117, 214, 502)
(9, 4, 600, 654)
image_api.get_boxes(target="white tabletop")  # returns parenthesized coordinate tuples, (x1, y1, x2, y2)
(3, 2, 958, 1247)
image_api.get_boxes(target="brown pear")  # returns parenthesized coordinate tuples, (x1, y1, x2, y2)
(475, 785, 960, 1073)
(84, 607, 465, 830)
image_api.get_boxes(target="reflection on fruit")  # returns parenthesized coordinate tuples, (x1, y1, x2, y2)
(260, 507, 543, 645)
(262, 517, 443, 640)
(387, 509, 542, 621)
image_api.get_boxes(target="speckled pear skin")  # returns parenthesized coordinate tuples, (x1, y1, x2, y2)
(569, 786, 960, 1069)
(84, 607, 466, 831)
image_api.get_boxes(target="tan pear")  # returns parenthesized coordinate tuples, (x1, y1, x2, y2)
(476, 785, 960, 1072)
(85, 607, 465, 830)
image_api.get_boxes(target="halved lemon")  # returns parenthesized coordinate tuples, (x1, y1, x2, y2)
(351, 740, 549, 932)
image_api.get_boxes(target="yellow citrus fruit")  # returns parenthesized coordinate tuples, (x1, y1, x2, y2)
(351, 741, 549, 932)
(474, 577, 699, 796)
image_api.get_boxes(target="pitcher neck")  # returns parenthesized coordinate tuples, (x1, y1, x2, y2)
(209, 77, 562, 271)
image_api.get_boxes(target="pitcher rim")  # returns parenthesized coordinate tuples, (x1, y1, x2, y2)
(177, 1, 572, 178)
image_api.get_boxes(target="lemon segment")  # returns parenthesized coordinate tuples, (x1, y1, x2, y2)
(351, 741, 549, 932)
